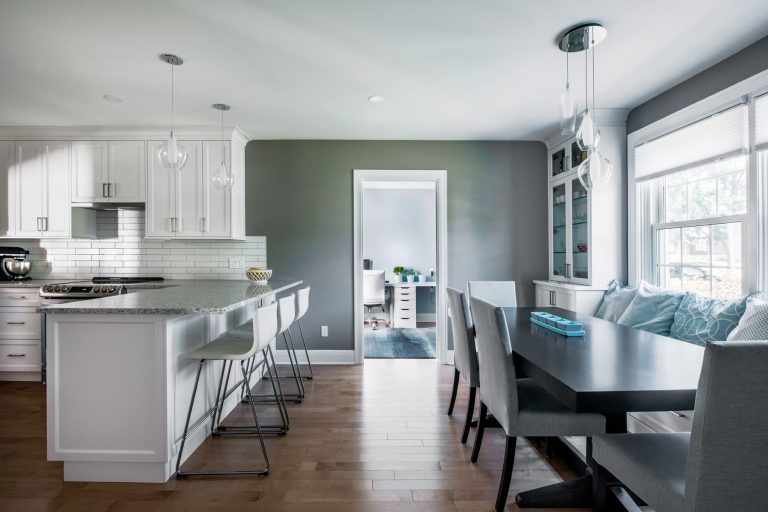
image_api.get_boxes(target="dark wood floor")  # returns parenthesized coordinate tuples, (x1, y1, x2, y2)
(0, 360, 589, 511)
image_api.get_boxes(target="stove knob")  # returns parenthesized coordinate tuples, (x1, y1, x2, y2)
(107, 287, 115, 293)
(94, 286, 102, 293)
(61, 286, 70, 292)
(43, 285, 51, 292)
(53, 286, 61, 292)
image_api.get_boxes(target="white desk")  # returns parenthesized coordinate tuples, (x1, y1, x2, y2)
(384, 282, 436, 328)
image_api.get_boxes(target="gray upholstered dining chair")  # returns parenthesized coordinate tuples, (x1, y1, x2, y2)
(446, 288, 480, 444)
(592, 341, 768, 512)
(467, 280, 518, 308)
(470, 297, 606, 512)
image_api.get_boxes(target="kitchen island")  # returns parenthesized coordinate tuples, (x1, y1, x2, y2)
(42, 278, 302, 483)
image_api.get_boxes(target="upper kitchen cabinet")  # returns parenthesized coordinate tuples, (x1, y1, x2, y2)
(146, 134, 245, 240)
(71, 140, 145, 203)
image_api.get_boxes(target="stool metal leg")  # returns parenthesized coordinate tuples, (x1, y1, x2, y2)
(175, 360, 204, 478)
(296, 319, 314, 380)
(251, 331, 304, 403)
(263, 347, 290, 430)
(285, 328, 305, 396)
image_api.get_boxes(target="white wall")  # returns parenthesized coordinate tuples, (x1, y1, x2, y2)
(362, 186, 436, 283)
(4, 209, 266, 280)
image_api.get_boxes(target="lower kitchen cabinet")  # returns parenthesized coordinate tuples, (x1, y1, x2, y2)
(0, 287, 42, 381)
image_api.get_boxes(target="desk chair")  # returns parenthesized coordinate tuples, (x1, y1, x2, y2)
(364, 270, 387, 329)
(471, 297, 606, 511)
(592, 341, 768, 512)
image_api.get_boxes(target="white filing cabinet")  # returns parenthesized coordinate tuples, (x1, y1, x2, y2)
(0, 287, 42, 381)
(533, 280, 607, 315)
(391, 284, 417, 328)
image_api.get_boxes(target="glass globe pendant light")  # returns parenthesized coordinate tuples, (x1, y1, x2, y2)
(576, 33, 600, 151)
(577, 148, 613, 190)
(211, 103, 234, 190)
(559, 52, 577, 135)
(157, 54, 187, 171)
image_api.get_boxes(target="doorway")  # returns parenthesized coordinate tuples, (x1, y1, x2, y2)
(353, 170, 448, 365)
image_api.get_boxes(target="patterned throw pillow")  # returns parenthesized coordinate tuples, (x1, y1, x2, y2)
(594, 280, 637, 322)
(669, 294, 747, 345)
(618, 280, 686, 336)
(727, 294, 768, 341)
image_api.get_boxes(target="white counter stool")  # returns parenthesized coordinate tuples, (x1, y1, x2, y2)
(236, 294, 305, 404)
(175, 301, 279, 478)
(293, 286, 313, 380)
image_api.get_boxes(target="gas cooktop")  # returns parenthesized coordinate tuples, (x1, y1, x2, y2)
(40, 277, 164, 299)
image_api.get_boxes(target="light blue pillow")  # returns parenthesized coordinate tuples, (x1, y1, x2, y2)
(669, 294, 747, 345)
(594, 280, 637, 322)
(618, 281, 686, 336)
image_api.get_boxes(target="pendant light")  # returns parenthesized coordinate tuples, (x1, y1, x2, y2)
(559, 52, 577, 135)
(558, 23, 613, 191)
(211, 103, 234, 190)
(157, 54, 187, 171)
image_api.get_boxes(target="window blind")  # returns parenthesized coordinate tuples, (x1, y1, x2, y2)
(634, 104, 748, 181)
(756, 93, 768, 151)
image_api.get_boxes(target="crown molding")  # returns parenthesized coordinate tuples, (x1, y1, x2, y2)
(0, 125, 252, 142)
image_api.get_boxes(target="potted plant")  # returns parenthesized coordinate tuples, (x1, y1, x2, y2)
(402, 268, 416, 283)
(393, 266, 405, 282)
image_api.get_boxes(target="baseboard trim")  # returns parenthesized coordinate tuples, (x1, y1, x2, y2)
(273, 349, 355, 365)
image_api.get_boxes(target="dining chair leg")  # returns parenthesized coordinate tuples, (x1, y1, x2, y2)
(591, 457, 609, 512)
(461, 386, 476, 444)
(471, 401, 487, 463)
(495, 436, 517, 512)
(447, 368, 460, 416)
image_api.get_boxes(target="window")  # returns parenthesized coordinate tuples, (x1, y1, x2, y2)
(630, 95, 767, 298)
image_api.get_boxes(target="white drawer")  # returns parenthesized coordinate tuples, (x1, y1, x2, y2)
(0, 343, 41, 372)
(0, 312, 42, 338)
(0, 289, 40, 308)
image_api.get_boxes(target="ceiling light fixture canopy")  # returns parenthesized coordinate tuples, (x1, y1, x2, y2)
(557, 23, 612, 191)
(157, 53, 187, 172)
(211, 103, 234, 190)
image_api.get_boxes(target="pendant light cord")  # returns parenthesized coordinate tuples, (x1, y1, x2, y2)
(170, 63, 174, 134)
(221, 108, 225, 165)
(565, 52, 569, 88)
(584, 37, 589, 112)
(592, 27, 596, 113)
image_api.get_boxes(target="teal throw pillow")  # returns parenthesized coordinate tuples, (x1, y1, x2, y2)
(669, 293, 747, 345)
(618, 280, 686, 336)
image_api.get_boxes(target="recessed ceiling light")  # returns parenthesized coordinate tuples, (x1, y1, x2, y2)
(368, 95, 385, 104)
(103, 94, 123, 103)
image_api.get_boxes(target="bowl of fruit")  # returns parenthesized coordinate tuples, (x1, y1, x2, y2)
(246, 267, 272, 283)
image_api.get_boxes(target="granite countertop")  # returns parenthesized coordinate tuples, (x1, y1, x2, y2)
(40, 278, 303, 315)
(0, 279, 65, 288)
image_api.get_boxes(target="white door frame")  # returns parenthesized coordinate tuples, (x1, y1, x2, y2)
(353, 169, 448, 365)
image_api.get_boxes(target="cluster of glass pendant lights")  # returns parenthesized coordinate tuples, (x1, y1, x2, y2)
(158, 54, 234, 189)
(558, 23, 613, 191)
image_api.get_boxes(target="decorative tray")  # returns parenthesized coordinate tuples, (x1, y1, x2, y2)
(530, 312, 585, 337)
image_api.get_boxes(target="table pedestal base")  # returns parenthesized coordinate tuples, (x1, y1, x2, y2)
(515, 474, 592, 508)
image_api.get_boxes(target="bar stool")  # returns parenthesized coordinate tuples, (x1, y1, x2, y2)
(175, 301, 279, 478)
(293, 287, 313, 380)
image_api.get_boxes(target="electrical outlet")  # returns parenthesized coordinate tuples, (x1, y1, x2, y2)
(228, 256, 245, 269)
(321, 325, 328, 337)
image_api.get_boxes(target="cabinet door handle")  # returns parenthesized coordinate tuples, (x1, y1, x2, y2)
(170, 217, 176, 233)
(8, 296, 28, 300)
(109, 183, 114, 198)
(7, 354, 26, 358)
(43, 217, 49, 231)
(549, 291, 555, 306)
(36, 217, 41, 231)
(565, 263, 571, 279)
(102, 183, 108, 198)
(6, 321, 26, 325)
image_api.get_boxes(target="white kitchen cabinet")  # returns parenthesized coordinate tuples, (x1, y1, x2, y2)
(14, 141, 72, 238)
(146, 139, 244, 239)
(533, 280, 606, 315)
(72, 140, 145, 203)
(0, 287, 42, 381)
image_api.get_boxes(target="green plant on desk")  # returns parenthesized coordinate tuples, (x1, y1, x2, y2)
(393, 266, 415, 282)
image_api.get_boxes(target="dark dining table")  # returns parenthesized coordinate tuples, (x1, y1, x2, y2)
(502, 307, 705, 508)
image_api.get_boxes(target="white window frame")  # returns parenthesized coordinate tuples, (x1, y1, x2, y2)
(628, 69, 768, 294)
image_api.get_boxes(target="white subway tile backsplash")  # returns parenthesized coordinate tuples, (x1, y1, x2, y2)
(7, 210, 267, 281)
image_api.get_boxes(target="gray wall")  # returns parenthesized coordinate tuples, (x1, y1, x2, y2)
(627, 35, 768, 134)
(245, 140, 548, 351)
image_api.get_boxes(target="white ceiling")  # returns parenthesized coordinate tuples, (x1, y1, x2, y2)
(1, 0, 767, 140)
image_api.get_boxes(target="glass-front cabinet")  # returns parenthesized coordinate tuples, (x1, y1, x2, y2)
(548, 174, 592, 285)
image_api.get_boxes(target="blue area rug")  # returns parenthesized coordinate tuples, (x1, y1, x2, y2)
(364, 327, 436, 359)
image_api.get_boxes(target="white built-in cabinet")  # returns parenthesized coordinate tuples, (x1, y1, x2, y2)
(71, 141, 146, 203)
(534, 114, 627, 313)
(146, 140, 243, 239)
